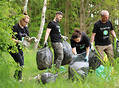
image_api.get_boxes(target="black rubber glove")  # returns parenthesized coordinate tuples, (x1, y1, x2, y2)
(43, 42, 48, 48)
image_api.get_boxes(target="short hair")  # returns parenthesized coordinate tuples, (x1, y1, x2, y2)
(100, 10, 109, 16)
(56, 11, 63, 15)
(71, 29, 81, 39)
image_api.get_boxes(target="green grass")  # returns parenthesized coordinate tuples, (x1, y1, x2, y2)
(0, 49, 119, 88)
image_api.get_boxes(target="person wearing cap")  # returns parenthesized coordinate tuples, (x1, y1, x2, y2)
(44, 11, 67, 69)
(90, 10, 117, 66)
(9, 14, 30, 81)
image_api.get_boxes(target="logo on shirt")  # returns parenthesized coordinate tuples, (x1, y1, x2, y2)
(56, 26, 61, 33)
(79, 44, 85, 49)
(103, 30, 108, 35)
(100, 27, 110, 31)
(56, 26, 60, 29)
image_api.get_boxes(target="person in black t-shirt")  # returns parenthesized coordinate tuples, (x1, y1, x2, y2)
(9, 14, 30, 81)
(44, 11, 67, 69)
(70, 29, 90, 62)
(91, 10, 117, 66)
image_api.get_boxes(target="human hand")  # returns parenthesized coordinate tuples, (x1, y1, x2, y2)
(43, 42, 48, 47)
(84, 55, 88, 62)
(62, 36, 68, 40)
(91, 42, 95, 51)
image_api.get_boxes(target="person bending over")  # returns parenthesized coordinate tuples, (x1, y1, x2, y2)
(70, 29, 90, 61)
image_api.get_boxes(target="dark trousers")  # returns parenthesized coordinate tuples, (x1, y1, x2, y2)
(9, 49, 24, 66)
(9, 48, 24, 80)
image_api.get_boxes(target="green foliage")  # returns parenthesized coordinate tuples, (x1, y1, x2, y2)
(0, 57, 21, 88)
(1, 0, 119, 88)
(16, 0, 119, 43)
(0, 0, 23, 53)
(0, 1, 23, 87)
(0, 50, 119, 88)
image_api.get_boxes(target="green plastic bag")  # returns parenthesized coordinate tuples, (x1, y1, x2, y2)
(60, 66, 66, 73)
(96, 65, 112, 80)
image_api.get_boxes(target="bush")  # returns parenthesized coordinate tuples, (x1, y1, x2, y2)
(0, 1, 23, 88)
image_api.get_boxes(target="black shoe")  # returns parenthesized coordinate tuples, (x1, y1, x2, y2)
(18, 71, 22, 80)
(14, 70, 18, 79)
(13, 70, 22, 81)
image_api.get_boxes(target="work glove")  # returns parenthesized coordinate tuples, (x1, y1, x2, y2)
(22, 37, 24, 41)
(84, 55, 89, 62)
(62, 35, 68, 40)
(43, 42, 48, 47)
(91, 42, 95, 51)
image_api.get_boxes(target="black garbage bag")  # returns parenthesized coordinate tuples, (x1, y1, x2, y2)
(89, 50, 101, 70)
(116, 40, 119, 57)
(41, 72, 58, 84)
(68, 53, 89, 80)
(36, 47, 53, 70)
(61, 40, 73, 65)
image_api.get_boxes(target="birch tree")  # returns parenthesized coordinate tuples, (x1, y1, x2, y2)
(34, 0, 47, 49)
(23, 0, 28, 14)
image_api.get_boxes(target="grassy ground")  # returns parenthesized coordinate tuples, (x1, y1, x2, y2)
(1, 48, 119, 88)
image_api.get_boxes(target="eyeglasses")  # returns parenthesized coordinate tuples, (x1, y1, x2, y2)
(23, 19, 29, 24)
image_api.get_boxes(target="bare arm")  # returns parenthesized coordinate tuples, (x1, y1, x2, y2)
(110, 30, 117, 38)
(90, 33, 96, 43)
(44, 28, 51, 43)
(86, 46, 90, 56)
(12, 38, 20, 43)
(72, 47, 77, 55)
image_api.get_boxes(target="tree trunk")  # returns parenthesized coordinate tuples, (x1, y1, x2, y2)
(117, 1, 119, 35)
(64, 0, 70, 38)
(34, 0, 47, 49)
(23, 0, 28, 14)
(80, 0, 85, 32)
